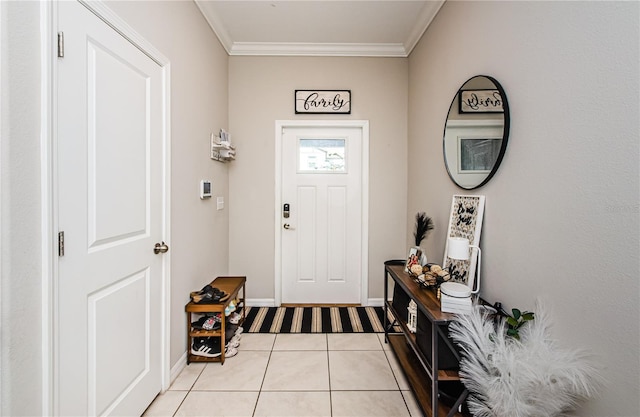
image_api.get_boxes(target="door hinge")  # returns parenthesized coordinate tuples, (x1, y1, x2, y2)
(58, 231, 65, 257)
(57, 32, 64, 58)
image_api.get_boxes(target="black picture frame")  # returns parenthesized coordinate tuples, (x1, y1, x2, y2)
(295, 90, 351, 114)
(458, 89, 504, 114)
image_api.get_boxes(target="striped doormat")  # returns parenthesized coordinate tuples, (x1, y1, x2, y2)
(242, 306, 393, 334)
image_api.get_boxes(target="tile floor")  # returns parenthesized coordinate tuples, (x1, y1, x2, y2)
(143, 333, 422, 417)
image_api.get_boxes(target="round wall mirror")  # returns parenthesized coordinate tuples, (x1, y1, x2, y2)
(442, 75, 510, 189)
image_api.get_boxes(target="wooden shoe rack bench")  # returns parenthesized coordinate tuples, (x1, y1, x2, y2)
(185, 276, 246, 364)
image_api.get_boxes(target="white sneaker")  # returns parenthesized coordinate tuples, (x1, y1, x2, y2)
(225, 346, 239, 358)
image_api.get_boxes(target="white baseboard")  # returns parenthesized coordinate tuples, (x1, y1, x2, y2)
(169, 351, 188, 388)
(367, 298, 384, 307)
(246, 298, 276, 307)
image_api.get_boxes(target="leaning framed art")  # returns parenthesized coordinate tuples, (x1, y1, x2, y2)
(442, 195, 485, 290)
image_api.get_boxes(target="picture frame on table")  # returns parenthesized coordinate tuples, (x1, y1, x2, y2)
(405, 246, 428, 273)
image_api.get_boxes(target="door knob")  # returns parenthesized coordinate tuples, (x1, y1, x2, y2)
(283, 223, 295, 230)
(154, 241, 169, 254)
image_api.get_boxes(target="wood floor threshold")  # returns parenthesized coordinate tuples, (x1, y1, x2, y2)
(280, 303, 362, 307)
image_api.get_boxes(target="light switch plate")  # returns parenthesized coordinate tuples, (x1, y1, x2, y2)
(217, 196, 224, 210)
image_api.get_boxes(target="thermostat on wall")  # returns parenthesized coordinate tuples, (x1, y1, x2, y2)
(200, 180, 212, 199)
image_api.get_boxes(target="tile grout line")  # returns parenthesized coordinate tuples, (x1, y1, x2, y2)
(172, 362, 207, 416)
(325, 334, 333, 417)
(381, 343, 413, 417)
(251, 333, 277, 416)
(164, 333, 411, 417)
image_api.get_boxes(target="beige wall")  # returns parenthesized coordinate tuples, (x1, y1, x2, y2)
(408, 1, 639, 416)
(106, 0, 230, 368)
(228, 57, 408, 302)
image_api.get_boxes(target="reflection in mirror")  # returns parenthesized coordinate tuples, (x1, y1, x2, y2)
(443, 75, 510, 189)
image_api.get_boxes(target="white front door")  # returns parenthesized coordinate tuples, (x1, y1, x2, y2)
(57, 2, 167, 415)
(280, 124, 366, 304)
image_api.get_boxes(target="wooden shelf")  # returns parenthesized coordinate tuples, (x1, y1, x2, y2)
(185, 276, 246, 364)
(387, 334, 463, 417)
(384, 264, 469, 417)
(186, 354, 224, 363)
(189, 328, 223, 338)
(386, 302, 461, 383)
(386, 264, 456, 323)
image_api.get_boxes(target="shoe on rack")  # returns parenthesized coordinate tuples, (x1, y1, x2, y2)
(226, 338, 240, 349)
(226, 331, 241, 345)
(190, 285, 229, 304)
(228, 312, 242, 325)
(225, 334, 241, 349)
(225, 346, 239, 358)
(224, 300, 237, 316)
(191, 314, 221, 331)
(191, 337, 221, 358)
(225, 324, 238, 344)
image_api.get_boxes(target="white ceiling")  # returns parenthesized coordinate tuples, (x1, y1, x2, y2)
(194, 0, 445, 57)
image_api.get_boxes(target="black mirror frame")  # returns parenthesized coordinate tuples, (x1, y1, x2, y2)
(442, 75, 510, 190)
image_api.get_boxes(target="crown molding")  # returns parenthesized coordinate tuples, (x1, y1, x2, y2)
(195, 0, 445, 57)
(229, 42, 408, 57)
(194, 0, 233, 54)
(404, 0, 446, 54)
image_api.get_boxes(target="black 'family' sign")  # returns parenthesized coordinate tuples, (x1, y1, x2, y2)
(295, 90, 351, 114)
(459, 89, 503, 113)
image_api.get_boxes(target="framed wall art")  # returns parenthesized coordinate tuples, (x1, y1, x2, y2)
(295, 90, 351, 114)
(442, 195, 485, 290)
(458, 137, 502, 173)
(459, 89, 503, 113)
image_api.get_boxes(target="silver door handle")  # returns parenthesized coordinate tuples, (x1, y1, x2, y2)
(283, 223, 295, 230)
(154, 241, 169, 254)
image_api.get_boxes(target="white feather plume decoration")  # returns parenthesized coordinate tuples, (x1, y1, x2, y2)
(448, 302, 602, 417)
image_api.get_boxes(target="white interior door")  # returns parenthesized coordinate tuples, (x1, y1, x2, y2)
(280, 125, 364, 304)
(57, 2, 166, 415)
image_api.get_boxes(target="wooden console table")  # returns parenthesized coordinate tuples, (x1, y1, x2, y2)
(384, 263, 468, 417)
(185, 276, 246, 364)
